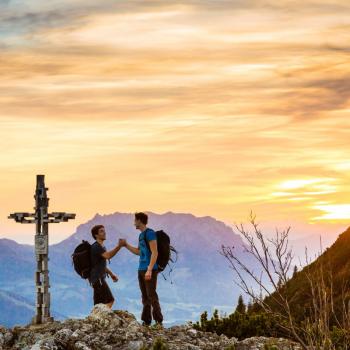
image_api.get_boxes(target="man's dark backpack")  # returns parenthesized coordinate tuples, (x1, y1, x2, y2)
(144, 229, 177, 272)
(71, 240, 91, 279)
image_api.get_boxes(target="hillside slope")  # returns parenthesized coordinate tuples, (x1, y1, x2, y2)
(264, 225, 350, 323)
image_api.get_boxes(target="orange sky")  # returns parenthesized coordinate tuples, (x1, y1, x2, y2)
(1, 0, 350, 244)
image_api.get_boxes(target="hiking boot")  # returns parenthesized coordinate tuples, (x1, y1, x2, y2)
(142, 321, 151, 327)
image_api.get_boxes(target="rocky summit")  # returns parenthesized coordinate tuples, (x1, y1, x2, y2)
(0, 304, 302, 350)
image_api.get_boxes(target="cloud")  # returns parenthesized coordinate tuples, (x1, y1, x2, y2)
(270, 75, 350, 120)
(312, 204, 350, 221)
(0, 0, 350, 236)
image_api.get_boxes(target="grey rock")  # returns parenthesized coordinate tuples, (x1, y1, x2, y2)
(187, 328, 198, 338)
(235, 336, 302, 350)
(127, 340, 144, 350)
(4, 331, 13, 346)
(54, 328, 73, 346)
(0, 310, 302, 350)
(29, 337, 57, 350)
(74, 341, 92, 350)
(71, 329, 84, 341)
(102, 346, 113, 350)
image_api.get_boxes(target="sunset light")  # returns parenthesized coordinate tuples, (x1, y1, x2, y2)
(2, 1, 350, 343)
(312, 204, 350, 221)
(1, 0, 350, 244)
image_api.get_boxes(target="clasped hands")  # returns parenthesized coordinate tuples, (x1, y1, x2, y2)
(118, 238, 127, 247)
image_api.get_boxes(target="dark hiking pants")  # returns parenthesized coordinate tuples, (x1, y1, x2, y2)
(138, 270, 163, 324)
(92, 278, 114, 305)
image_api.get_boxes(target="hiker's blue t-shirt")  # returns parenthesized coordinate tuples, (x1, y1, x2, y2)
(138, 228, 158, 271)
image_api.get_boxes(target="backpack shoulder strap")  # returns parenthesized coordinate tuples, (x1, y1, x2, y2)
(146, 229, 150, 250)
(143, 228, 152, 252)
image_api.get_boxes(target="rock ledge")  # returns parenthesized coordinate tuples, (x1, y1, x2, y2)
(0, 304, 302, 350)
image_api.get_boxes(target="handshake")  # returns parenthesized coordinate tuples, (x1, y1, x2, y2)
(118, 238, 127, 247)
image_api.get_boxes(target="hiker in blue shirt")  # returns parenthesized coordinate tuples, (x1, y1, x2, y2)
(120, 212, 163, 328)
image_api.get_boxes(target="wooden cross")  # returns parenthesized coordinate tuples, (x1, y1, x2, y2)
(8, 175, 75, 324)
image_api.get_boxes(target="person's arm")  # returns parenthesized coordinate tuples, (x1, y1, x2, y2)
(101, 243, 122, 260)
(145, 239, 158, 281)
(125, 241, 140, 255)
(106, 267, 118, 282)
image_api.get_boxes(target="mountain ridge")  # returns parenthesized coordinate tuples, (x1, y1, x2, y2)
(0, 211, 248, 327)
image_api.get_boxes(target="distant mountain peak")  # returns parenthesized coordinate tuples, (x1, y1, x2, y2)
(92, 213, 102, 219)
(0, 238, 33, 249)
(86, 211, 228, 228)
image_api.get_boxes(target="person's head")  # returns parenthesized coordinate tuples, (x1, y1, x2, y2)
(91, 224, 106, 241)
(134, 212, 148, 231)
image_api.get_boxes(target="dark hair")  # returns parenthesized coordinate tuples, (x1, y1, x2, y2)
(135, 212, 148, 225)
(91, 225, 104, 239)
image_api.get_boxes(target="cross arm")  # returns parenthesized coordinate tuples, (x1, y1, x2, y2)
(8, 212, 36, 224)
(44, 212, 76, 223)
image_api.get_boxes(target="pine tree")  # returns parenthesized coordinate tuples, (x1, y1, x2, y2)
(247, 299, 253, 313)
(200, 311, 208, 329)
(213, 309, 219, 326)
(235, 294, 246, 314)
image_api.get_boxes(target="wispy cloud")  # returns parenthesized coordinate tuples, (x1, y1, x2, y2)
(0, 0, 350, 242)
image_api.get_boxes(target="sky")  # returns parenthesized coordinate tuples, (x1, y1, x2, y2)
(0, 0, 350, 244)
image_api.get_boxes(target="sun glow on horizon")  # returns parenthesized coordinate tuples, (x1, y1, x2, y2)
(312, 204, 350, 221)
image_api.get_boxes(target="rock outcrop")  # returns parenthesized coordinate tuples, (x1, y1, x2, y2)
(0, 304, 302, 350)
